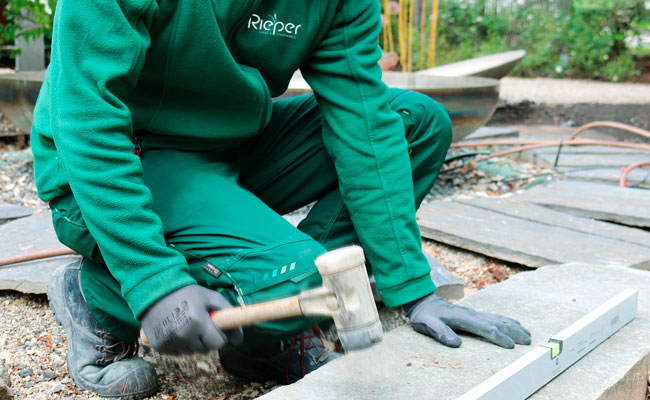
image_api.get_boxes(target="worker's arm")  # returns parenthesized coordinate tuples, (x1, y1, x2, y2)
(301, 0, 434, 307)
(301, 0, 531, 349)
(42, 0, 231, 348)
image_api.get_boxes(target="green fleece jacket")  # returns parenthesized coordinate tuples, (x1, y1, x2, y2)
(31, 0, 435, 318)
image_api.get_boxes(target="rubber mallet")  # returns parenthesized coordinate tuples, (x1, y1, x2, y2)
(141, 245, 383, 351)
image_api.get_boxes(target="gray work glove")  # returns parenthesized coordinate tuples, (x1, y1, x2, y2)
(405, 293, 531, 348)
(141, 284, 243, 354)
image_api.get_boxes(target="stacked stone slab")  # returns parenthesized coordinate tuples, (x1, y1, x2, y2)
(259, 264, 650, 400)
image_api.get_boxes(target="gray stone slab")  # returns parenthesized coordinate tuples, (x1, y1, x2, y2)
(531, 152, 649, 168)
(259, 263, 650, 400)
(557, 166, 650, 188)
(516, 181, 650, 228)
(15, 34, 44, 72)
(0, 201, 33, 223)
(514, 145, 650, 186)
(14, 10, 45, 72)
(464, 126, 519, 141)
(0, 211, 64, 258)
(0, 256, 80, 293)
(0, 148, 33, 163)
(529, 146, 649, 156)
(0, 211, 73, 294)
(371, 258, 464, 302)
(429, 257, 464, 300)
(457, 197, 650, 248)
(416, 201, 650, 268)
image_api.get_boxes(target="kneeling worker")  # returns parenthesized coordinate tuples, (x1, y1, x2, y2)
(31, 0, 531, 398)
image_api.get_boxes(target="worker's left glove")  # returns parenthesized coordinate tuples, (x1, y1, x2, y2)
(405, 293, 531, 348)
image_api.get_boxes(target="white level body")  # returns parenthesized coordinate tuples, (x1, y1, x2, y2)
(458, 289, 638, 400)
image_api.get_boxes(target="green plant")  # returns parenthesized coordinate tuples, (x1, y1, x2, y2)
(0, 0, 56, 47)
(381, 0, 650, 81)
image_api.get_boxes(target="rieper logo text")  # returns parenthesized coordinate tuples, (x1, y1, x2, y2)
(247, 13, 302, 38)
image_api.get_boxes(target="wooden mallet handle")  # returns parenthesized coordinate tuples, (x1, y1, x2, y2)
(208, 296, 302, 330)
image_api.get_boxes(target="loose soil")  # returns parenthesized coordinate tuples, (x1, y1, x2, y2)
(489, 101, 650, 143)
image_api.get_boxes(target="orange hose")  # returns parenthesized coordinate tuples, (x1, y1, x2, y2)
(0, 248, 77, 267)
(452, 139, 650, 151)
(443, 140, 650, 173)
(619, 160, 650, 187)
(568, 121, 650, 141)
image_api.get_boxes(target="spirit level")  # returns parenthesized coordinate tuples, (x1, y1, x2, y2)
(458, 289, 638, 400)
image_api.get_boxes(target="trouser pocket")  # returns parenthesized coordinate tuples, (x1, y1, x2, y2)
(49, 192, 104, 264)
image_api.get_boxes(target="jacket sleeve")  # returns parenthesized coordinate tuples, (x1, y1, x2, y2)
(46, 0, 196, 318)
(300, 0, 435, 307)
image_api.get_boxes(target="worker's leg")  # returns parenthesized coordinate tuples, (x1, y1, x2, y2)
(240, 89, 452, 251)
(49, 148, 339, 385)
(52, 149, 330, 345)
(141, 149, 340, 382)
(48, 196, 158, 398)
(140, 149, 329, 343)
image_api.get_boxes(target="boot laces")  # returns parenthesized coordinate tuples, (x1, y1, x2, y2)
(94, 331, 139, 366)
(284, 325, 328, 383)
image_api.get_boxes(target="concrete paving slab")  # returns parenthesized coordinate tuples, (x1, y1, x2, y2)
(417, 201, 650, 269)
(457, 197, 650, 248)
(516, 181, 650, 228)
(259, 264, 650, 400)
(0, 201, 33, 223)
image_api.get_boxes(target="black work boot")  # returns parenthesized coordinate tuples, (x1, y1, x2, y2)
(48, 260, 158, 399)
(219, 326, 342, 384)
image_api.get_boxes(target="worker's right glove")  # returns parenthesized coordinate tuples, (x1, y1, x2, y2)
(141, 284, 243, 354)
(405, 293, 531, 348)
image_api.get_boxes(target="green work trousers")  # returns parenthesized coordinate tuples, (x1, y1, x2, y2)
(49, 89, 452, 345)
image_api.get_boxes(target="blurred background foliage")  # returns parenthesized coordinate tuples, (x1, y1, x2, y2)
(0, 0, 55, 47)
(381, 0, 650, 81)
(0, 0, 647, 82)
